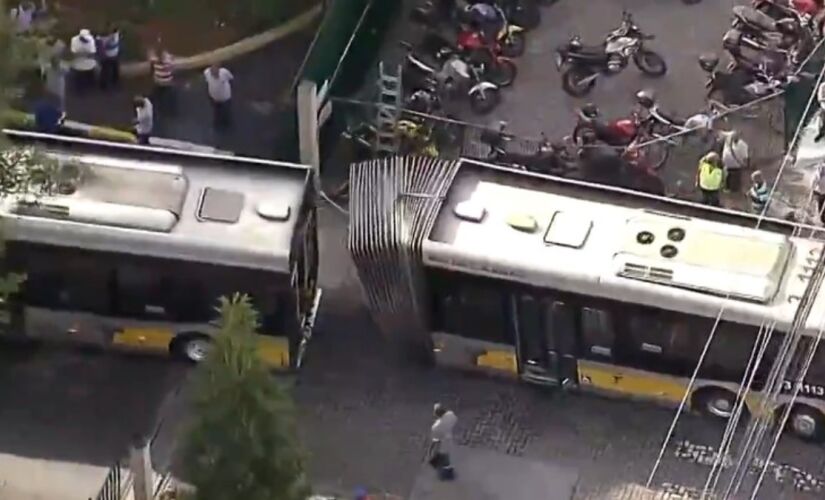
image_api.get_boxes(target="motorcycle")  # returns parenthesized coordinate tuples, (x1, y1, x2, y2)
(753, 0, 823, 36)
(699, 51, 802, 106)
(555, 11, 667, 97)
(455, 29, 519, 86)
(400, 41, 502, 115)
(480, 122, 576, 175)
(731, 5, 804, 50)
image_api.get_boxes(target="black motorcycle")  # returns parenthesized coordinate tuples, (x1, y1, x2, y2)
(480, 123, 576, 175)
(556, 12, 667, 97)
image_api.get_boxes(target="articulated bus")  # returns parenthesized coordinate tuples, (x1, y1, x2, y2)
(349, 156, 825, 442)
(0, 131, 320, 369)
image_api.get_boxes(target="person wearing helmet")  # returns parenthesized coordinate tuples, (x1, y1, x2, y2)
(635, 89, 684, 127)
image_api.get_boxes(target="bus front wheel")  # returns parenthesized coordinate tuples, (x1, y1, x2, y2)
(693, 388, 737, 420)
(172, 334, 212, 363)
(784, 405, 825, 443)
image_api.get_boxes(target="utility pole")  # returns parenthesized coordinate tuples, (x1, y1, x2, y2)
(297, 79, 331, 195)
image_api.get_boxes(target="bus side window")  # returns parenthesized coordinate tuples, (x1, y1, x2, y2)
(581, 307, 614, 359)
(436, 282, 511, 345)
(113, 261, 172, 319)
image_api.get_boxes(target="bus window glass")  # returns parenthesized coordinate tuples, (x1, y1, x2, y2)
(114, 261, 172, 319)
(550, 301, 577, 355)
(703, 321, 762, 383)
(624, 309, 699, 377)
(581, 307, 614, 359)
(518, 294, 545, 365)
(435, 280, 511, 345)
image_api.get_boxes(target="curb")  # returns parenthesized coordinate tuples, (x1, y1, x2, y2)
(120, 4, 323, 78)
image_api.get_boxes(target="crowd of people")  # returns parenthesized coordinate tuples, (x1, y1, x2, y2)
(7, 1, 237, 145)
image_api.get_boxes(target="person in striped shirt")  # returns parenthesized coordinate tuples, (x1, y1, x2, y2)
(149, 46, 176, 116)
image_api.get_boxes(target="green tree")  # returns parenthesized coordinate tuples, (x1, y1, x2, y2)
(181, 294, 311, 500)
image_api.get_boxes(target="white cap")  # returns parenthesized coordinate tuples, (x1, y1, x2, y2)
(79, 29, 91, 38)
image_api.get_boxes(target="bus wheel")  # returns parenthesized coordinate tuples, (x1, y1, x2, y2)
(173, 334, 212, 363)
(786, 405, 825, 443)
(693, 388, 736, 419)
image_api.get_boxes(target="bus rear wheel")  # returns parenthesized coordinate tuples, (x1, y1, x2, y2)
(785, 405, 825, 443)
(693, 388, 737, 420)
(172, 334, 212, 363)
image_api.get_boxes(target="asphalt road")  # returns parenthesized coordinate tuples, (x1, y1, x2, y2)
(1, 1, 823, 499)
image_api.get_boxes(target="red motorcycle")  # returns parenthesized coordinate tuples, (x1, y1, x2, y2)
(456, 29, 518, 87)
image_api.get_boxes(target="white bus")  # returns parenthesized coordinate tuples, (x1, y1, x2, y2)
(0, 130, 321, 369)
(349, 156, 825, 442)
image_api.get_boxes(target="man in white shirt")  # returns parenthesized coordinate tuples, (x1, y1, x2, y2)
(133, 95, 153, 145)
(718, 129, 749, 192)
(428, 403, 457, 480)
(816, 81, 825, 142)
(69, 29, 97, 93)
(204, 64, 234, 130)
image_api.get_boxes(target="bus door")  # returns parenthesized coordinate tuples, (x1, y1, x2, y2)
(514, 295, 578, 387)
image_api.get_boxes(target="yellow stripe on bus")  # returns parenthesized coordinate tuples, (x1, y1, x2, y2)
(256, 335, 290, 369)
(476, 350, 518, 374)
(577, 361, 688, 404)
(113, 328, 175, 352)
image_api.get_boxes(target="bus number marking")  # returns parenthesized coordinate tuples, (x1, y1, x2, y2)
(782, 380, 825, 398)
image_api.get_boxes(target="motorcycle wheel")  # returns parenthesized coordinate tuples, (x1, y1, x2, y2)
(487, 59, 518, 87)
(643, 142, 670, 171)
(634, 50, 667, 77)
(501, 32, 527, 58)
(561, 67, 596, 97)
(469, 88, 501, 115)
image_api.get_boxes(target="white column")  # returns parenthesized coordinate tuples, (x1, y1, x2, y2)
(297, 80, 321, 194)
(129, 434, 153, 500)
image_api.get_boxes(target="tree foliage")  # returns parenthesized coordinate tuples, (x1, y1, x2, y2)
(181, 294, 311, 500)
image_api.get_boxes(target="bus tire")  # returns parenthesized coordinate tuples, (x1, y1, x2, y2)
(171, 334, 212, 363)
(783, 405, 825, 443)
(693, 388, 737, 420)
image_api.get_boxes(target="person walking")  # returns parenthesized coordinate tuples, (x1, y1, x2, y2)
(748, 170, 770, 215)
(695, 151, 724, 207)
(428, 403, 457, 481)
(43, 57, 68, 109)
(719, 129, 749, 192)
(97, 23, 121, 90)
(133, 95, 154, 145)
(69, 29, 97, 93)
(813, 162, 825, 224)
(149, 47, 176, 115)
(204, 63, 234, 130)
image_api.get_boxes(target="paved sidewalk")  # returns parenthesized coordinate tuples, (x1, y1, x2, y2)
(59, 25, 318, 159)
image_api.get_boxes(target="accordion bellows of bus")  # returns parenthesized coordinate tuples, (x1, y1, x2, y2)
(349, 156, 825, 442)
(0, 131, 321, 370)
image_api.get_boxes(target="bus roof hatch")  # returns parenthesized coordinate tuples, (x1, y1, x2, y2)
(613, 216, 792, 303)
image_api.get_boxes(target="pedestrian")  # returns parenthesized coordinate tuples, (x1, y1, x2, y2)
(33, 94, 64, 134)
(133, 95, 153, 145)
(695, 151, 724, 207)
(816, 80, 825, 142)
(204, 63, 234, 130)
(428, 403, 457, 481)
(69, 29, 97, 94)
(149, 47, 176, 115)
(812, 162, 825, 224)
(749, 170, 770, 215)
(97, 22, 121, 90)
(719, 129, 749, 192)
(577, 129, 625, 188)
(43, 57, 69, 109)
(9, 1, 37, 34)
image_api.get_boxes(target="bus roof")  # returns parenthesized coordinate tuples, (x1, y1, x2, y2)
(422, 159, 825, 335)
(1, 130, 313, 273)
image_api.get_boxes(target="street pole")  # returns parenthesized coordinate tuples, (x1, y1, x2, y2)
(129, 434, 154, 500)
(297, 80, 321, 195)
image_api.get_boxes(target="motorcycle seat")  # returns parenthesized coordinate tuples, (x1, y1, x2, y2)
(733, 6, 778, 32)
(570, 43, 607, 56)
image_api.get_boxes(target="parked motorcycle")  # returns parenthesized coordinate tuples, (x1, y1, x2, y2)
(415, 30, 517, 87)
(556, 11, 667, 97)
(400, 41, 502, 114)
(480, 122, 576, 175)
(699, 52, 802, 106)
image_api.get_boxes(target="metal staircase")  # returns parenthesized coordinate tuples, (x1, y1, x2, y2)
(373, 62, 403, 155)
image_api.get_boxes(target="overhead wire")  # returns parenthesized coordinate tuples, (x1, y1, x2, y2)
(648, 37, 825, 492)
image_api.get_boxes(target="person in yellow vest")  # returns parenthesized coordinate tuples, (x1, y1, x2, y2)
(695, 151, 724, 207)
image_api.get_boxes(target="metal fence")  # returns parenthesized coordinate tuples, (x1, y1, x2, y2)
(90, 461, 123, 500)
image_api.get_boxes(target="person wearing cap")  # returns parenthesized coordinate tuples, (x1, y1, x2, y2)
(69, 28, 98, 93)
(748, 171, 770, 215)
(695, 151, 724, 207)
(428, 403, 457, 480)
